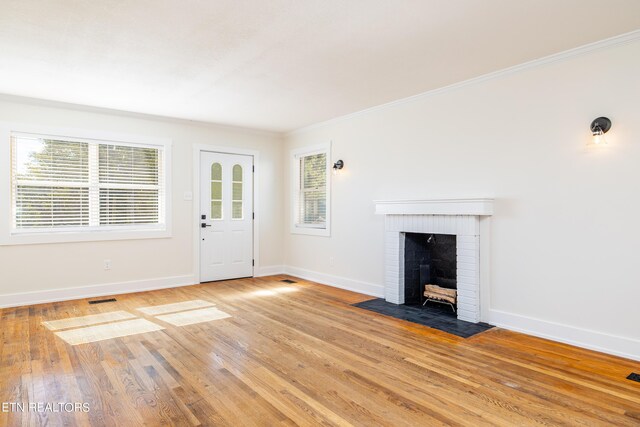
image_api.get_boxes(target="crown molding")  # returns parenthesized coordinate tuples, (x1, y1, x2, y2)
(288, 29, 640, 136)
(0, 93, 282, 138)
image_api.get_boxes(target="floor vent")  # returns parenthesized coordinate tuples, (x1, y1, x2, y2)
(281, 279, 297, 284)
(88, 298, 117, 305)
(627, 372, 640, 383)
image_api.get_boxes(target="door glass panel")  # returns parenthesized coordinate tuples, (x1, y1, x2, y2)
(232, 164, 243, 219)
(211, 163, 222, 181)
(232, 164, 242, 181)
(211, 201, 222, 219)
(232, 202, 243, 219)
(211, 182, 222, 199)
(211, 163, 222, 219)
(232, 183, 242, 199)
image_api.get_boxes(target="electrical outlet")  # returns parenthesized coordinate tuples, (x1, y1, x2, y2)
(104, 259, 112, 270)
(329, 256, 335, 267)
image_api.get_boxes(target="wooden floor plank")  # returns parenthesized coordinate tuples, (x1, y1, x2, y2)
(0, 275, 639, 426)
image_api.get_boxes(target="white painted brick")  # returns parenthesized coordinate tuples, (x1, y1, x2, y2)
(439, 216, 447, 233)
(458, 281, 479, 290)
(457, 277, 479, 289)
(457, 300, 478, 311)
(448, 216, 457, 234)
(456, 249, 477, 259)
(426, 216, 434, 231)
(457, 264, 478, 277)
(457, 286, 478, 295)
(458, 299, 479, 308)
(458, 289, 478, 299)
(382, 213, 483, 323)
(457, 269, 478, 279)
(458, 286, 478, 298)
(459, 266, 478, 275)
(459, 242, 477, 251)
(457, 306, 477, 316)
(457, 310, 480, 323)
(457, 256, 478, 266)
(456, 264, 479, 277)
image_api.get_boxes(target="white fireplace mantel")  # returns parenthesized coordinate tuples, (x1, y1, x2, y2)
(374, 198, 494, 216)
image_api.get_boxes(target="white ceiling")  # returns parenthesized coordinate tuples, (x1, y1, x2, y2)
(1, 1, 640, 132)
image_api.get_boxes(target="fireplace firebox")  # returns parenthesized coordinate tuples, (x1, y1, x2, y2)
(403, 233, 457, 306)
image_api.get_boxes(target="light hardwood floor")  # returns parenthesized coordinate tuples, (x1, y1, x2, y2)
(1, 276, 639, 426)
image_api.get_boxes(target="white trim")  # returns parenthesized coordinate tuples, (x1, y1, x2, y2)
(0, 274, 196, 309)
(374, 198, 494, 216)
(283, 265, 384, 297)
(281, 265, 639, 361)
(0, 122, 173, 245)
(487, 309, 640, 362)
(288, 29, 640, 136)
(0, 122, 173, 147)
(290, 142, 331, 237)
(2, 263, 636, 361)
(192, 144, 260, 283)
(254, 265, 285, 277)
(0, 93, 281, 137)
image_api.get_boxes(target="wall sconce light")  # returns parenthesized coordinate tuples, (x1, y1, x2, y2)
(590, 117, 611, 145)
(332, 159, 344, 175)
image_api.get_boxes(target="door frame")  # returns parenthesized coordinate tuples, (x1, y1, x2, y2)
(192, 144, 259, 283)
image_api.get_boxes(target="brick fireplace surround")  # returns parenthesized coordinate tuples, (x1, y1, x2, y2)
(374, 199, 494, 323)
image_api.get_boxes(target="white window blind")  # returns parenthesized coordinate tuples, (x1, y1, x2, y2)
(11, 134, 165, 234)
(296, 152, 327, 228)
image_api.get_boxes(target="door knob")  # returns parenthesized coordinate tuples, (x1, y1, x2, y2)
(201, 223, 211, 228)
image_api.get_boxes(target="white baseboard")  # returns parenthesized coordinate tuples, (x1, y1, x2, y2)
(0, 274, 197, 309)
(3, 268, 636, 362)
(283, 266, 384, 298)
(279, 267, 640, 361)
(487, 309, 640, 362)
(254, 265, 285, 277)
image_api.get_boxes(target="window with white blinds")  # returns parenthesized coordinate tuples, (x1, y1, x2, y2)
(292, 145, 330, 236)
(10, 133, 166, 234)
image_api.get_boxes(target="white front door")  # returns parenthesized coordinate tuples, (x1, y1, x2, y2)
(200, 151, 253, 282)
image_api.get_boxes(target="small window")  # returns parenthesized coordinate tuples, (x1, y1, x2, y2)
(232, 164, 243, 219)
(210, 163, 222, 220)
(291, 144, 330, 236)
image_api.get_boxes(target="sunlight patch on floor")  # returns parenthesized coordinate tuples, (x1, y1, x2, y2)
(251, 286, 299, 297)
(42, 310, 137, 331)
(55, 318, 164, 345)
(136, 299, 215, 315)
(155, 307, 231, 326)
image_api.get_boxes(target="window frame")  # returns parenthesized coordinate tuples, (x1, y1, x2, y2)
(290, 143, 331, 237)
(0, 123, 172, 245)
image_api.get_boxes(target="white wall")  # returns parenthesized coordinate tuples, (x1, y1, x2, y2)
(0, 97, 284, 302)
(283, 40, 640, 359)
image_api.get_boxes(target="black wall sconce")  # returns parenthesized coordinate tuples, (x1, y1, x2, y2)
(590, 117, 611, 145)
(332, 159, 344, 175)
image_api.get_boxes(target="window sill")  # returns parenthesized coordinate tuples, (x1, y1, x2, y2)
(290, 225, 330, 237)
(0, 227, 171, 246)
